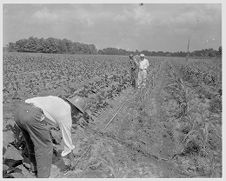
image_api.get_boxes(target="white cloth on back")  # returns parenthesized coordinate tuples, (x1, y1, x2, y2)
(25, 96, 75, 157)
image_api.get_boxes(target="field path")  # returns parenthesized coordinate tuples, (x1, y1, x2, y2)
(51, 59, 188, 178)
(3, 53, 221, 178)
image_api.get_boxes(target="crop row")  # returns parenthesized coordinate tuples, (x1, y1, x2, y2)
(3, 53, 133, 178)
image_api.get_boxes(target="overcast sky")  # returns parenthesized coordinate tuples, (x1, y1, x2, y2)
(3, 4, 221, 52)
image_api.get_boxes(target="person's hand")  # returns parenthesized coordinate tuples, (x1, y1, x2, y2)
(68, 151, 75, 170)
(29, 163, 37, 176)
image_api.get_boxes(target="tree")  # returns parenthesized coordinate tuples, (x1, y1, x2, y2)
(6, 37, 221, 57)
(218, 46, 222, 56)
(6, 37, 98, 55)
(8, 42, 17, 52)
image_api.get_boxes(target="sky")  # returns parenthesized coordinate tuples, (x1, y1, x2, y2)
(3, 3, 221, 52)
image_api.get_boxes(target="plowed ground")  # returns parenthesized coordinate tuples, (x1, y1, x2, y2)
(3, 53, 222, 178)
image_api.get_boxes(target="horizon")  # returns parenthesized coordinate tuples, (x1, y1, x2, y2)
(3, 36, 221, 53)
(3, 4, 221, 52)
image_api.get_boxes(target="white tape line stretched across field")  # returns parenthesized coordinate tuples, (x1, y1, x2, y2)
(70, 93, 131, 171)
(70, 61, 171, 171)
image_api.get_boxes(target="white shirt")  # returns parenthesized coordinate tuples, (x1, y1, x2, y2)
(25, 96, 75, 157)
(139, 58, 149, 70)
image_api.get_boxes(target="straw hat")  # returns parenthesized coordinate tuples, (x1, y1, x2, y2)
(140, 54, 145, 57)
(67, 96, 87, 113)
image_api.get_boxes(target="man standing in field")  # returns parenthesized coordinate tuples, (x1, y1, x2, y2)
(129, 54, 138, 88)
(13, 95, 87, 178)
(137, 54, 150, 89)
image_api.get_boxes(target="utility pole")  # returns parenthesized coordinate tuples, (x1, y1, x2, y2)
(186, 37, 190, 61)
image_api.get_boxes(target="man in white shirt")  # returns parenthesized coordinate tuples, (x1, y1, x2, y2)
(14, 95, 87, 178)
(137, 54, 150, 88)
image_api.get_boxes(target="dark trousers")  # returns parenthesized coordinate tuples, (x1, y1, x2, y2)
(14, 103, 53, 178)
(131, 69, 137, 88)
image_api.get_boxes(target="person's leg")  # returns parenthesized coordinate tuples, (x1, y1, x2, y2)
(14, 104, 37, 173)
(25, 117, 53, 178)
(137, 71, 142, 88)
(16, 123, 37, 172)
(15, 103, 53, 178)
(139, 70, 144, 88)
(135, 69, 138, 88)
(142, 70, 147, 87)
(132, 71, 137, 88)
(130, 70, 134, 87)
(130, 70, 133, 85)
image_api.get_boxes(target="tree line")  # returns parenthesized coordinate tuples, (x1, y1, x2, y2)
(6, 37, 222, 57)
(98, 47, 222, 57)
(7, 37, 98, 54)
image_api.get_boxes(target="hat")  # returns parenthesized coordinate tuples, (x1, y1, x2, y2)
(129, 54, 134, 59)
(67, 96, 86, 113)
(140, 54, 145, 57)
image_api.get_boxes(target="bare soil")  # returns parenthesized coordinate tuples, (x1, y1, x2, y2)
(3, 55, 222, 178)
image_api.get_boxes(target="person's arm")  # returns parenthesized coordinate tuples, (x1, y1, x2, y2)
(134, 56, 139, 66)
(145, 59, 150, 70)
(58, 114, 75, 167)
(134, 57, 139, 67)
(59, 121, 75, 156)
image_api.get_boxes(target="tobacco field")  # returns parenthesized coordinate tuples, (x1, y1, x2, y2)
(2, 52, 222, 178)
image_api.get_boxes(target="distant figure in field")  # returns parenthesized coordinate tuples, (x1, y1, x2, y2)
(129, 54, 138, 89)
(137, 54, 150, 89)
(13, 95, 87, 178)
